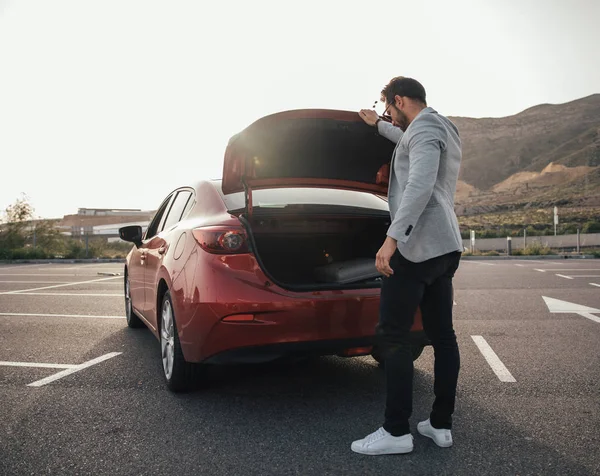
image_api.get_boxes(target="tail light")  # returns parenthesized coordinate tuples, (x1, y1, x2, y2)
(192, 226, 249, 254)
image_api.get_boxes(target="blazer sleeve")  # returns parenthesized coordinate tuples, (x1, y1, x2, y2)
(377, 120, 403, 143)
(387, 115, 447, 244)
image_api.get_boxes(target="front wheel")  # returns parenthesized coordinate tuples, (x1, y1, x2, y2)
(160, 291, 205, 392)
(371, 344, 425, 367)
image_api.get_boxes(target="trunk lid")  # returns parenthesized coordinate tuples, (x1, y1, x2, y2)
(221, 110, 394, 203)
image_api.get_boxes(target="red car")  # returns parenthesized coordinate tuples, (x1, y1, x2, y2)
(119, 109, 427, 391)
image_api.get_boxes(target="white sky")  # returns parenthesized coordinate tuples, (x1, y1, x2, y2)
(1, 0, 598, 219)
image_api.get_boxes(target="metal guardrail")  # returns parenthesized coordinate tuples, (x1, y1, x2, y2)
(463, 233, 600, 252)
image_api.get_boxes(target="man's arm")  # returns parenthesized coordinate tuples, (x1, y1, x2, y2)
(358, 109, 403, 143)
(387, 116, 447, 244)
(377, 120, 403, 144)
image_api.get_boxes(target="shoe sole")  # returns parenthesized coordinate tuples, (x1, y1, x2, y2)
(351, 445, 414, 455)
(417, 426, 453, 448)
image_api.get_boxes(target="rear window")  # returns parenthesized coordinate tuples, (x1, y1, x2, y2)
(218, 184, 388, 212)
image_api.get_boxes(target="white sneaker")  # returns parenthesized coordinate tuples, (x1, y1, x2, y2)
(417, 419, 453, 447)
(351, 427, 414, 455)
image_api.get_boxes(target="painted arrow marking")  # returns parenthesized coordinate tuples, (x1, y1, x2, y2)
(543, 296, 600, 324)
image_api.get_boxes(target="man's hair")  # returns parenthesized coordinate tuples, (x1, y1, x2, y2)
(381, 76, 427, 106)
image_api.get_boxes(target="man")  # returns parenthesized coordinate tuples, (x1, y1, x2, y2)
(352, 77, 464, 455)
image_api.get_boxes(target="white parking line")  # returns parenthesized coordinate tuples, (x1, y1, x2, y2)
(27, 352, 122, 387)
(0, 281, 74, 284)
(0, 274, 110, 277)
(25, 268, 124, 273)
(0, 276, 121, 294)
(590, 283, 600, 288)
(0, 361, 77, 369)
(463, 261, 495, 266)
(15, 292, 124, 297)
(0, 281, 122, 284)
(535, 269, 546, 273)
(556, 274, 574, 280)
(516, 259, 553, 264)
(535, 269, 600, 272)
(75, 264, 123, 269)
(578, 313, 600, 324)
(562, 275, 600, 278)
(0, 265, 47, 271)
(0, 312, 124, 319)
(471, 336, 516, 383)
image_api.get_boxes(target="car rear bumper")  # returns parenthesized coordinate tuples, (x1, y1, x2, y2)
(203, 331, 429, 364)
(172, 253, 424, 363)
(178, 296, 424, 363)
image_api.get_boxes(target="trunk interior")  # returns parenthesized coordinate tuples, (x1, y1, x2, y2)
(247, 211, 390, 289)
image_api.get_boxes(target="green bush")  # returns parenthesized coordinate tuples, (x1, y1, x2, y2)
(0, 195, 129, 261)
(521, 241, 552, 256)
(0, 247, 51, 260)
(561, 224, 579, 235)
(582, 221, 600, 234)
(65, 240, 87, 259)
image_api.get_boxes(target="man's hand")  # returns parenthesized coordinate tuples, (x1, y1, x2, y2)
(359, 109, 379, 127)
(376, 236, 397, 277)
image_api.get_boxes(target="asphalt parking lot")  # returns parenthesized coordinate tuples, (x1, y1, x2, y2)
(1, 259, 599, 475)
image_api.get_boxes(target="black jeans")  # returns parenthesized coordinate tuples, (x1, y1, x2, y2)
(377, 250, 461, 436)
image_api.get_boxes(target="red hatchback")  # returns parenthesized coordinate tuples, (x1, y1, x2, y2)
(120, 109, 427, 391)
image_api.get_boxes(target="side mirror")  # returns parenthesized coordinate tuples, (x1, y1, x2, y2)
(119, 225, 143, 247)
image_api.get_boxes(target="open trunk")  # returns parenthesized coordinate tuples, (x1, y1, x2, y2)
(222, 108, 396, 290)
(245, 210, 390, 290)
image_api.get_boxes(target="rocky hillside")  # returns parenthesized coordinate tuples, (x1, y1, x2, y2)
(450, 94, 600, 214)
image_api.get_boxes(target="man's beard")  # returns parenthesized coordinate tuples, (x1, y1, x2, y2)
(395, 109, 409, 131)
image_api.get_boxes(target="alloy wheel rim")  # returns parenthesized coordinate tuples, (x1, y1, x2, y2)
(161, 300, 175, 380)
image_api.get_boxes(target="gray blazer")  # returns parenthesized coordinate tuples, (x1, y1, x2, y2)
(377, 107, 463, 263)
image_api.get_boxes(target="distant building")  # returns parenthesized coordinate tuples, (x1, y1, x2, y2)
(77, 208, 154, 217)
(2, 208, 156, 242)
(60, 208, 156, 238)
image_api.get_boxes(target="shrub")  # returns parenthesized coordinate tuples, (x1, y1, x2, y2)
(582, 221, 600, 233)
(521, 241, 552, 256)
(0, 247, 50, 260)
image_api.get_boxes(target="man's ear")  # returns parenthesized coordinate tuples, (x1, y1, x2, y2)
(394, 94, 403, 109)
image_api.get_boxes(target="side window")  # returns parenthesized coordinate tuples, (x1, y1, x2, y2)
(161, 191, 192, 232)
(145, 195, 174, 240)
(180, 193, 196, 220)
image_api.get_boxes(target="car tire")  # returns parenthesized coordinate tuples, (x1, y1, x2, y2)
(160, 291, 204, 392)
(125, 275, 144, 328)
(371, 344, 425, 367)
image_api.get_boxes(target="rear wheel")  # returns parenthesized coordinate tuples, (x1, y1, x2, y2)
(160, 291, 204, 392)
(371, 344, 425, 367)
(125, 276, 144, 328)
